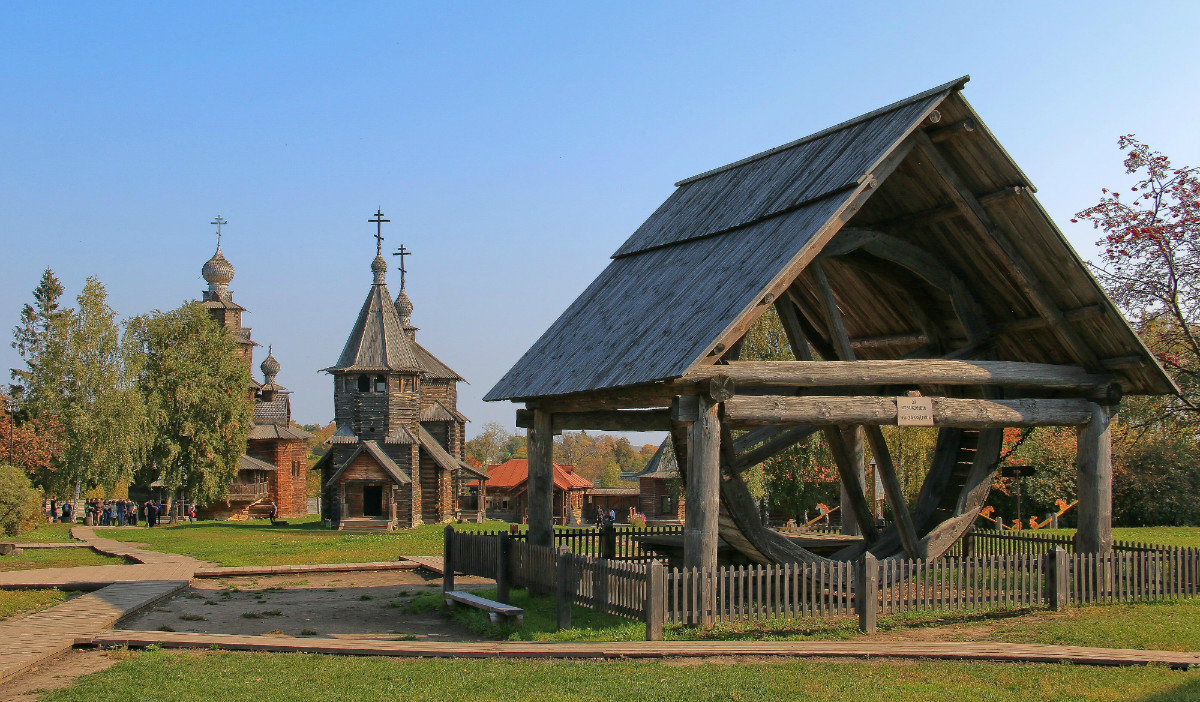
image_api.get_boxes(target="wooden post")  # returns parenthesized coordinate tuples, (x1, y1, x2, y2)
(684, 396, 720, 571)
(1075, 404, 1114, 554)
(1045, 546, 1068, 611)
(645, 560, 666, 641)
(442, 526, 455, 595)
(555, 546, 573, 631)
(528, 409, 555, 548)
(601, 523, 616, 560)
(496, 533, 512, 604)
(840, 426, 865, 537)
(857, 551, 878, 633)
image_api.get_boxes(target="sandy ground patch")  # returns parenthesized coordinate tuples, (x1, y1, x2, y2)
(0, 649, 127, 700)
(119, 570, 492, 641)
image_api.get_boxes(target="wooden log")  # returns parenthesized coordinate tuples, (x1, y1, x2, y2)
(515, 408, 670, 432)
(925, 118, 975, 143)
(824, 427, 877, 542)
(812, 261, 855, 362)
(864, 185, 1027, 231)
(684, 360, 1115, 392)
(733, 424, 821, 472)
(838, 426, 867, 538)
(724, 395, 1094, 428)
(527, 409, 555, 549)
(645, 561, 665, 641)
(684, 396, 720, 573)
(1075, 403, 1114, 554)
(863, 426, 919, 558)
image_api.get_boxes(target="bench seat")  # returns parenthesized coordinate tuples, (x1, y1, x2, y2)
(444, 590, 524, 624)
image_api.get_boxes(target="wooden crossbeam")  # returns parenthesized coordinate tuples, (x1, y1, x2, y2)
(515, 408, 670, 433)
(723, 395, 1095, 428)
(684, 360, 1115, 392)
(823, 427, 878, 541)
(863, 186, 1027, 232)
(912, 132, 1100, 368)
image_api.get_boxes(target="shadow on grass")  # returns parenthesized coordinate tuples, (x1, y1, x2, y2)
(1137, 678, 1200, 701)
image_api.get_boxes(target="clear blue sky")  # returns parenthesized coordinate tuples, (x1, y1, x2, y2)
(2, 2, 1197, 434)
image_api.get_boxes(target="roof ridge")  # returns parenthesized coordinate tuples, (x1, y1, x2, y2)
(674, 75, 969, 187)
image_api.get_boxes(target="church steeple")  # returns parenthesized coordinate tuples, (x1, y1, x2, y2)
(202, 215, 235, 300)
(392, 244, 416, 339)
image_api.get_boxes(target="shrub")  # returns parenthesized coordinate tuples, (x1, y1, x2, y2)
(0, 462, 46, 537)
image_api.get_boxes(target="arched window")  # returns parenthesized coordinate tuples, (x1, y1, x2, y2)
(374, 375, 387, 393)
(357, 374, 370, 392)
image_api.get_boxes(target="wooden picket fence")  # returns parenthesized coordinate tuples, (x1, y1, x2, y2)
(444, 527, 1200, 640)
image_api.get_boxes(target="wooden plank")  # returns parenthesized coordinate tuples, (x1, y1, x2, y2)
(725, 395, 1094, 428)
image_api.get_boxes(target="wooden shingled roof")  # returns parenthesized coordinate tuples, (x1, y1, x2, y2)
(327, 272, 421, 373)
(486, 77, 1173, 402)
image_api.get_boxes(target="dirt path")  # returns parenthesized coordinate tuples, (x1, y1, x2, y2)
(0, 649, 124, 701)
(118, 570, 487, 641)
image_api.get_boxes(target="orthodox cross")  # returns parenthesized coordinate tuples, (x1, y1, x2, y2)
(211, 214, 228, 248)
(368, 209, 390, 255)
(392, 244, 413, 289)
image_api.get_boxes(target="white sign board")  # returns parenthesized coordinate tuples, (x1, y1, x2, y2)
(896, 396, 935, 426)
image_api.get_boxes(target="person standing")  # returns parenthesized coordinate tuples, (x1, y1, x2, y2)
(268, 500, 279, 525)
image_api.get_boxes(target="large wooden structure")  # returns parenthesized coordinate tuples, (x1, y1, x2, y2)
(488, 77, 1174, 570)
(315, 216, 487, 531)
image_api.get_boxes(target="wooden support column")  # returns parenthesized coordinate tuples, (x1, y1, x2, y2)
(527, 408, 555, 548)
(812, 260, 868, 538)
(684, 396, 721, 573)
(864, 426, 919, 558)
(839, 426, 866, 537)
(1075, 403, 1114, 554)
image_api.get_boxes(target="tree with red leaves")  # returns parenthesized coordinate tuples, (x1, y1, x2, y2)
(1075, 136, 1200, 427)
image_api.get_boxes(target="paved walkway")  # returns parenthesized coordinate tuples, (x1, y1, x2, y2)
(80, 631, 1200, 669)
(0, 527, 204, 589)
(0, 580, 188, 683)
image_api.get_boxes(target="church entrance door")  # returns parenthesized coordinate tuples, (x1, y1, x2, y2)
(363, 485, 384, 517)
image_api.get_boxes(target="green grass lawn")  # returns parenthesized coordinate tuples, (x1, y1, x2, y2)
(12, 521, 79, 543)
(99, 517, 513, 566)
(0, 547, 126, 572)
(0, 588, 68, 620)
(1031, 526, 1200, 548)
(42, 650, 1200, 702)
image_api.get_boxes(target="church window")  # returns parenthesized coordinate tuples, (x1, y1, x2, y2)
(374, 375, 387, 392)
(357, 375, 370, 392)
(291, 461, 301, 479)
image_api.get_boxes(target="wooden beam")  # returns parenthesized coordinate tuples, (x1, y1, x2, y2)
(685, 360, 1115, 392)
(516, 408, 670, 433)
(850, 333, 929, 350)
(925, 118, 976, 143)
(811, 260, 855, 362)
(913, 131, 1100, 367)
(1075, 403, 1114, 554)
(684, 396, 721, 575)
(526, 409, 555, 548)
(733, 424, 821, 472)
(864, 186, 1027, 231)
(863, 426, 919, 558)
(724, 395, 1095, 429)
(823, 427, 878, 541)
(845, 305, 1108, 349)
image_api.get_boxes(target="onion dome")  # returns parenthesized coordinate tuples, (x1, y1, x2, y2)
(202, 247, 235, 296)
(371, 255, 387, 284)
(395, 286, 413, 327)
(260, 344, 280, 384)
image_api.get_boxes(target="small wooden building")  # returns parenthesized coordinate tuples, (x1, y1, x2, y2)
(487, 76, 1175, 569)
(625, 442, 684, 525)
(472, 458, 592, 525)
(315, 227, 487, 531)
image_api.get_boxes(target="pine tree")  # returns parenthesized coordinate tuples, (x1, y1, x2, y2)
(9, 268, 68, 412)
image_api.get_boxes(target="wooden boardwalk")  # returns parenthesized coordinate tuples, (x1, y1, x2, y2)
(81, 630, 1200, 669)
(194, 561, 419, 578)
(0, 580, 188, 683)
(0, 527, 205, 589)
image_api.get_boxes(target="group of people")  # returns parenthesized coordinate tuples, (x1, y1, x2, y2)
(592, 506, 618, 527)
(44, 498, 198, 526)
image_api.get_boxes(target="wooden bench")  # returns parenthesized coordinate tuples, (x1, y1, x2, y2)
(443, 590, 524, 625)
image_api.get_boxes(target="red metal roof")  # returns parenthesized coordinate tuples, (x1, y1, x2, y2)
(468, 458, 593, 490)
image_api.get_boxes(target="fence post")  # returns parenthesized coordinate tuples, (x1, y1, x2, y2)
(857, 551, 878, 634)
(555, 546, 573, 631)
(1045, 546, 1068, 611)
(962, 529, 974, 560)
(645, 560, 665, 641)
(601, 523, 617, 560)
(443, 526, 455, 595)
(496, 533, 512, 604)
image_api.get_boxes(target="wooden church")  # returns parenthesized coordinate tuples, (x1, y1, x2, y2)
(315, 214, 487, 531)
(197, 217, 312, 520)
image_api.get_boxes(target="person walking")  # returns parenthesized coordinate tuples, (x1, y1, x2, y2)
(268, 500, 279, 525)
